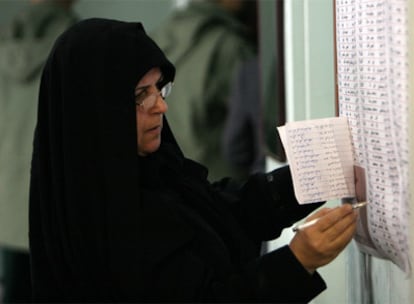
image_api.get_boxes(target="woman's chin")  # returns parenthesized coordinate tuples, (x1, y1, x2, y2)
(138, 140, 161, 156)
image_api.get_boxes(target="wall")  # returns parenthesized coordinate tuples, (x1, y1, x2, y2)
(272, 1, 349, 303)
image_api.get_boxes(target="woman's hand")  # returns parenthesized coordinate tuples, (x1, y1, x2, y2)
(289, 204, 358, 273)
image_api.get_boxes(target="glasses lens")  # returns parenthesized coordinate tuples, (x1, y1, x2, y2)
(136, 82, 173, 111)
(160, 82, 173, 99)
(138, 95, 157, 112)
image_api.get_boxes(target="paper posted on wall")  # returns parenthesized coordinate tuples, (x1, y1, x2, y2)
(277, 116, 410, 274)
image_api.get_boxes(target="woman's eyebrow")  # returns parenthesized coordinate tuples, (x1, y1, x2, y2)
(135, 75, 164, 93)
(135, 85, 150, 94)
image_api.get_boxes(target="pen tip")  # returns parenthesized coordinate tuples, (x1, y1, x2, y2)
(352, 201, 368, 209)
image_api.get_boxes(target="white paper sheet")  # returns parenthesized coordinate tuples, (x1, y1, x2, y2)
(335, 0, 410, 274)
(278, 117, 355, 204)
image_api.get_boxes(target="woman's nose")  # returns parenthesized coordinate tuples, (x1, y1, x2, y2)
(154, 94, 168, 113)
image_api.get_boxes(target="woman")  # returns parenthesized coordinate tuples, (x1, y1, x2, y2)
(29, 18, 357, 302)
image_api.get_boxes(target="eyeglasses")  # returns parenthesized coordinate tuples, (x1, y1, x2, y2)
(135, 82, 173, 112)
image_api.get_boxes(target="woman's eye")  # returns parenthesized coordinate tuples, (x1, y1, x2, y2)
(135, 91, 147, 103)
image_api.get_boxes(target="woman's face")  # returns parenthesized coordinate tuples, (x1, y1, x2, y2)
(135, 67, 168, 156)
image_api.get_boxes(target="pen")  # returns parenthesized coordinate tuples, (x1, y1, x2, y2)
(292, 201, 368, 232)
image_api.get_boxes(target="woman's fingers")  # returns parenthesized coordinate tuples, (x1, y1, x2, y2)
(316, 204, 356, 233)
(289, 204, 359, 271)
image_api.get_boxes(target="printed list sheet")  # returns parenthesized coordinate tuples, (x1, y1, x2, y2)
(336, 0, 410, 273)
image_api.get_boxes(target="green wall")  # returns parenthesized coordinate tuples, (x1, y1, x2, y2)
(268, 1, 344, 303)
